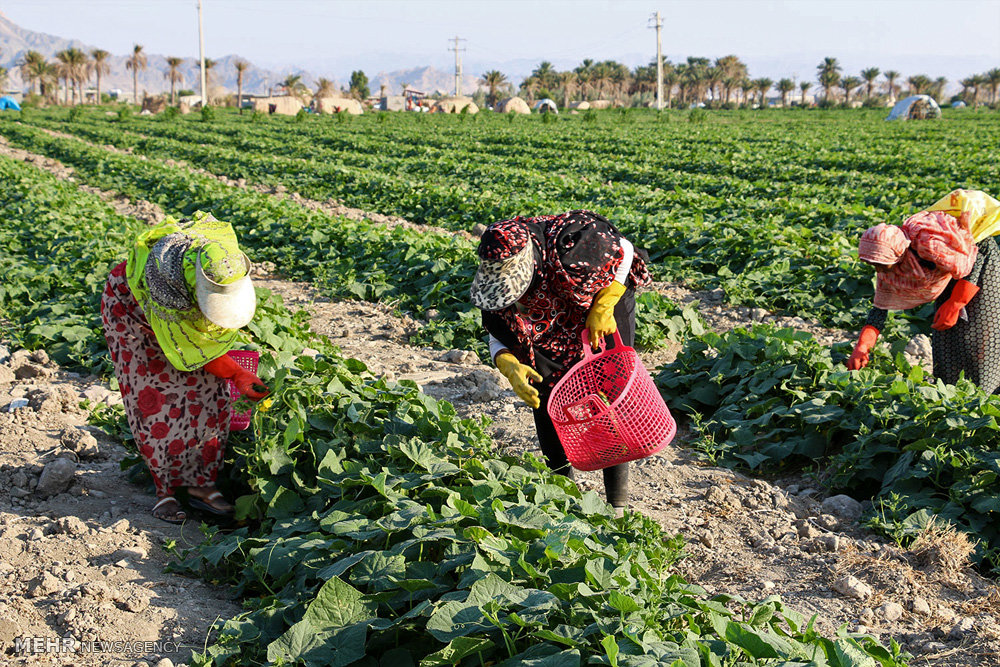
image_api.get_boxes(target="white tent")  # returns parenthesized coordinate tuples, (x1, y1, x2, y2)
(886, 95, 941, 121)
(533, 98, 558, 114)
(952, 100, 967, 108)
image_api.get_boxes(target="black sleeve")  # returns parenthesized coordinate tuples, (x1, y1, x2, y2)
(482, 309, 523, 357)
(865, 307, 887, 331)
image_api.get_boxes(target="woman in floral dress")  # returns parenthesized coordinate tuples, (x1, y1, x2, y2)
(101, 212, 269, 523)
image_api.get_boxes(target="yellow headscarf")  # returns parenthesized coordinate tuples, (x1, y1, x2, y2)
(126, 212, 248, 371)
(926, 189, 1000, 243)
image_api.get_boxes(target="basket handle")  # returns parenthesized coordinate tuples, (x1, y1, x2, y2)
(580, 328, 625, 358)
(561, 394, 610, 425)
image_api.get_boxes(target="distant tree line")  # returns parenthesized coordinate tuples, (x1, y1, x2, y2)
(2, 45, 997, 111)
(491, 56, 1000, 109)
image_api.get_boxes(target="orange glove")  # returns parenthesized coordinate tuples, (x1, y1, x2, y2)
(932, 279, 979, 331)
(203, 355, 270, 401)
(846, 325, 880, 370)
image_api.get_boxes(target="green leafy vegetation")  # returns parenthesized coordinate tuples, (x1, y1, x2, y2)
(11, 107, 1000, 327)
(658, 325, 1000, 572)
(1, 152, 909, 666)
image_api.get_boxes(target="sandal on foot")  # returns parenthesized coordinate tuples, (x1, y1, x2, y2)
(188, 490, 234, 518)
(152, 497, 186, 524)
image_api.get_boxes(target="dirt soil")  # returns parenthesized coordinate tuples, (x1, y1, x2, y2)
(0, 133, 997, 667)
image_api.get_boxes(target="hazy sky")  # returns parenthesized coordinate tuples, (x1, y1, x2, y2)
(2, 0, 998, 77)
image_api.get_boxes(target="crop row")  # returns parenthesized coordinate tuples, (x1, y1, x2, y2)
(0, 120, 697, 355)
(2, 151, 908, 666)
(19, 108, 1000, 327)
(658, 325, 1000, 573)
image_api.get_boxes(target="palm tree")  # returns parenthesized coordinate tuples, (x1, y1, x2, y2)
(800, 81, 812, 106)
(164, 57, 184, 105)
(816, 57, 842, 102)
(55, 49, 74, 105)
(531, 61, 557, 92)
(125, 44, 147, 104)
(985, 67, 1000, 105)
(280, 74, 309, 101)
(608, 62, 630, 102)
(930, 77, 947, 102)
(960, 76, 976, 104)
(67, 48, 89, 105)
(479, 70, 508, 107)
(715, 54, 747, 104)
(883, 70, 900, 102)
(203, 58, 217, 89)
(776, 78, 795, 107)
(705, 66, 722, 103)
(841, 76, 861, 105)
(663, 68, 679, 107)
(19, 50, 45, 95)
(574, 59, 595, 99)
(907, 74, 931, 95)
(314, 77, 336, 98)
(32, 61, 58, 102)
(559, 71, 578, 109)
(234, 59, 249, 110)
(90, 49, 110, 104)
(861, 67, 880, 99)
(753, 78, 773, 107)
(971, 73, 988, 107)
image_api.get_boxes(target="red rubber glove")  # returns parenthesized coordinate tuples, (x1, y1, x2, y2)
(203, 355, 270, 401)
(846, 325, 880, 370)
(932, 279, 979, 331)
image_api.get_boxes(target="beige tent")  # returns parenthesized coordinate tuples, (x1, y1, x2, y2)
(588, 100, 612, 110)
(432, 96, 478, 114)
(253, 96, 304, 116)
(569, 100, 590, 110)
(314, 97, 363, 115)
(497, 97, 530, 114)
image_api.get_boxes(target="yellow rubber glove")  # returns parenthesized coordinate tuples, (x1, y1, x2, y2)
(495, 352, 542, 409)
(585, 281, 627, 349)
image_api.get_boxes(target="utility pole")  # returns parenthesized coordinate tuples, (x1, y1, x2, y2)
(197, 0, 207, 107)
(648, 11, 664, 110)
(449, 36, 466, 97)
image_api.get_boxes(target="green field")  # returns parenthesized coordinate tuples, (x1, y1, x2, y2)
(4, 105, 999, 664)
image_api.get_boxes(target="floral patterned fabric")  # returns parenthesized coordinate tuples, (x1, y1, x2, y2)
(101, 262, 229, 498)
(482, 210, 651, 387)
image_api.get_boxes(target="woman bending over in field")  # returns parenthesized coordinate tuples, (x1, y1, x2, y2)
(469, 210, 651, 514)
(101, 213, 269, 523)
(848, 190, 1000, 392)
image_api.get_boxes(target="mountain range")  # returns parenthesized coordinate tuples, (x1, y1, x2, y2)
(0, 11, 993, 100)
(0, 11, 481, 99)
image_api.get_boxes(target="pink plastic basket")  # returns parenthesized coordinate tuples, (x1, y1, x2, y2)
(226, 350, 259, 431)
(547, 329, 675, 471)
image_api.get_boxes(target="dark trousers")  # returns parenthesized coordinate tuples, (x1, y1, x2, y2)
(532, 290, 635, 507)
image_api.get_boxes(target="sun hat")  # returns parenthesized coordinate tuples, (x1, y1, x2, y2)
(470, 220, 536, 311)
(195, 246, 256, 329)
(858, 223, 910, 266)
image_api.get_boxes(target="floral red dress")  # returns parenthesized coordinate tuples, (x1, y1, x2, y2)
(100, 262, 229, 498)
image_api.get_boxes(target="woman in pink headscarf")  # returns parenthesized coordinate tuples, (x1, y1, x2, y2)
(847, 207, 1000, 393)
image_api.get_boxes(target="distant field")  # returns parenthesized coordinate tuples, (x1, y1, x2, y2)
(10, 106, 997, 329)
